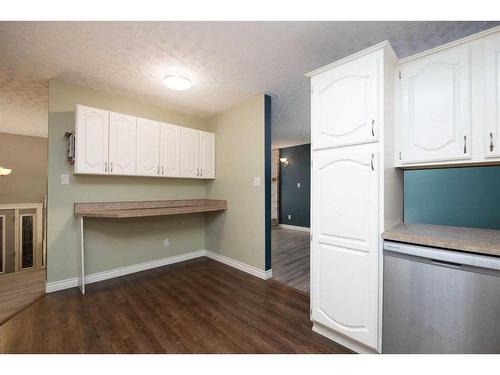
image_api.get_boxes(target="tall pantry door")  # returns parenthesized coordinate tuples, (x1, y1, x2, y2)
(311, 144, 379, 349)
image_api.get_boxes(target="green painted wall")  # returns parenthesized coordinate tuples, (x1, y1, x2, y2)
(205, 95, 266, 270)
(47, 80, 208, 283)
(404, 166, 500, 229)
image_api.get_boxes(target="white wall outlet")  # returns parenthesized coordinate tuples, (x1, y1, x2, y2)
(297, 182, 301, 188)
(253, 177, 261, 186)
(288, 214, 292, 220)
(163, 238, 170, 247)
(61, 174, 69, 185)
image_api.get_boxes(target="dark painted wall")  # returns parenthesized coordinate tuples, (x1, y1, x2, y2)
(279, 144, 310, 228)
(404, 166, 500, 229)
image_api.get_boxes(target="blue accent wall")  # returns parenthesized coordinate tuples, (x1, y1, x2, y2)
(264, 95, 272, 271)
(279, 143, 311, 228)
(404, 166, 500, 229)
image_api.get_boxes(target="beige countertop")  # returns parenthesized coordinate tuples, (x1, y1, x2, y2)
(74, 199, 227, 218)
(382, 223, 500, 257)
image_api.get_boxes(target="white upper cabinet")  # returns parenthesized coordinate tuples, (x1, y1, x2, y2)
(180, 127, 200, 178)
(75, 105, 109, 174)
(484, 33, 500, 158)
(199, 131, 215, 179)
(137, 118, 161, 176)
(397, 45, 472, 165)
(109, 112, 137, 175)
(311, 53, 379, 150)
(160, 123, 181, 177)
(74, 105, 216, 179)
(311, 144, 379, 349)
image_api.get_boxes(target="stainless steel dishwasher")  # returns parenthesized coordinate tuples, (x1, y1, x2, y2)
(383, 241, 500, 353)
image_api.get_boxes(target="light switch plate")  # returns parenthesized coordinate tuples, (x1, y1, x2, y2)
(61, 174, 69, 185)
(297, 182, 301, 188)
(253, 177, 261, 186)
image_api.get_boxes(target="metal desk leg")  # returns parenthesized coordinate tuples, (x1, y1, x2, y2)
(78, 216, 85, 294)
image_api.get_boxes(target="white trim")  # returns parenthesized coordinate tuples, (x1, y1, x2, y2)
(306, 41, 396, 77)
(398, 25, 500, 65)
(46, 249, 206, 293)
(312, 323, 378, 354)
(204, 250, 272, 280)
(46, 249, 272, 293)
(277, 224, 310, 232)
(0, 214, 5, 274)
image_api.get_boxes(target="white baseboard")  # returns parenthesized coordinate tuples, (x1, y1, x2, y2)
(204, 250, 272, 280)
(312, 323, 378, 354)
(46, 249, 272, 293)
(46, 250, 206, 293)
(278, 224, 310, 232)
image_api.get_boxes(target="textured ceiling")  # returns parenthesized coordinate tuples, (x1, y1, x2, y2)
(0, 21, 498, 144)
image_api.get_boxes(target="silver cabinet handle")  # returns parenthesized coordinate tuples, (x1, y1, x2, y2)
(464, 135, 467, 154)
(162, 166, 164, 175)
(157, 165, 160, 175)
(370, 153, 374, 171)
(104, 162, 108, 172)
(490, 132, 494, 152)
(110, 162, 113, 173)
(201, 169, 203, 177)
(371, 119, 375, 136)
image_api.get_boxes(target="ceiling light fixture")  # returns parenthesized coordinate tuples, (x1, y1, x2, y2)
(0, 166, 12, 176)
(163, 75, 192, 91)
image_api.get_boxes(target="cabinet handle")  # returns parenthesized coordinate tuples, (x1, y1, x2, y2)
(490, 132, 494, 152)
(370, 153, 374, 171)
(110, 162, 113, 173)
(201, 169, 203, 177)
(371, 119, 375, 136)
(197, 168, 200, 176)
(464, 135, 467, 154)
(162, 166, 164, 175)
(104, 162, 108, 172)
(157, 165, 160, 175)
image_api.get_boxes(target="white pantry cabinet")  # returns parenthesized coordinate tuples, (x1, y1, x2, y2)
(307, 42, 402, 353)
(311, 53, 379, 150)
(199, 131, 215, 179)
(137, 118, 161, 176)
(311, 145, 379, 348)
(109, 112, 137, 175)
(180, 127, 200, 178)
(484, 33, 500, 159)
(74, 105, 216, 179)
(397, 45, 471, 165)
(75, 105, 109, 175)
(160, 123, 181, 177)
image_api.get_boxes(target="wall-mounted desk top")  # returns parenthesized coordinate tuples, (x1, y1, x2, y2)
(74, 199, 227, 218)
(74, 199, 227, 294)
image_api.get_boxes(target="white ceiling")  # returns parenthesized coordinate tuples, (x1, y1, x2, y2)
(0, 21, 498, 145)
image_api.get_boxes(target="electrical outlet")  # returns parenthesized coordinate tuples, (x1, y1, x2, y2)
(61, 174, 69, 185)
(253, 177, 261, 186)
(163, 238, 170, 247)
(288, 214, 292, 220)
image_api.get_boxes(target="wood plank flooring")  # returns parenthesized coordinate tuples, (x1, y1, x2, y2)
(0, 268, 46, 325)
(0, 257, 351, 354)
(271, 227, 310, 294)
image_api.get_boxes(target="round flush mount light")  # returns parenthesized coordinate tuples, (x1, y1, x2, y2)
(162, 75, 192, 91)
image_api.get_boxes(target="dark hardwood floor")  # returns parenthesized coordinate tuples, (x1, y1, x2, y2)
(272, 227, 310, 294)
(0, 257, 350, 354)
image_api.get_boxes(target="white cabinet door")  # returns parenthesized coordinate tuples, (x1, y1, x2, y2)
(484, 34, 500, 159)
(160, 123, 181, 177)
(109, 112, 137, 176)
(75, 105, 109, 174)
(398, 45, 471, 164)
(311, 54, 379, 150)
(180, 128, 200, 178)
(199, 131, 215, 179)
(311, 144, 379, 349)
(137, 118, 161, 176)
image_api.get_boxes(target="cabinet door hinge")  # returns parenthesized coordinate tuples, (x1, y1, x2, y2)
(398, 71, 401, 79)
(310, 234, 313, 242)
